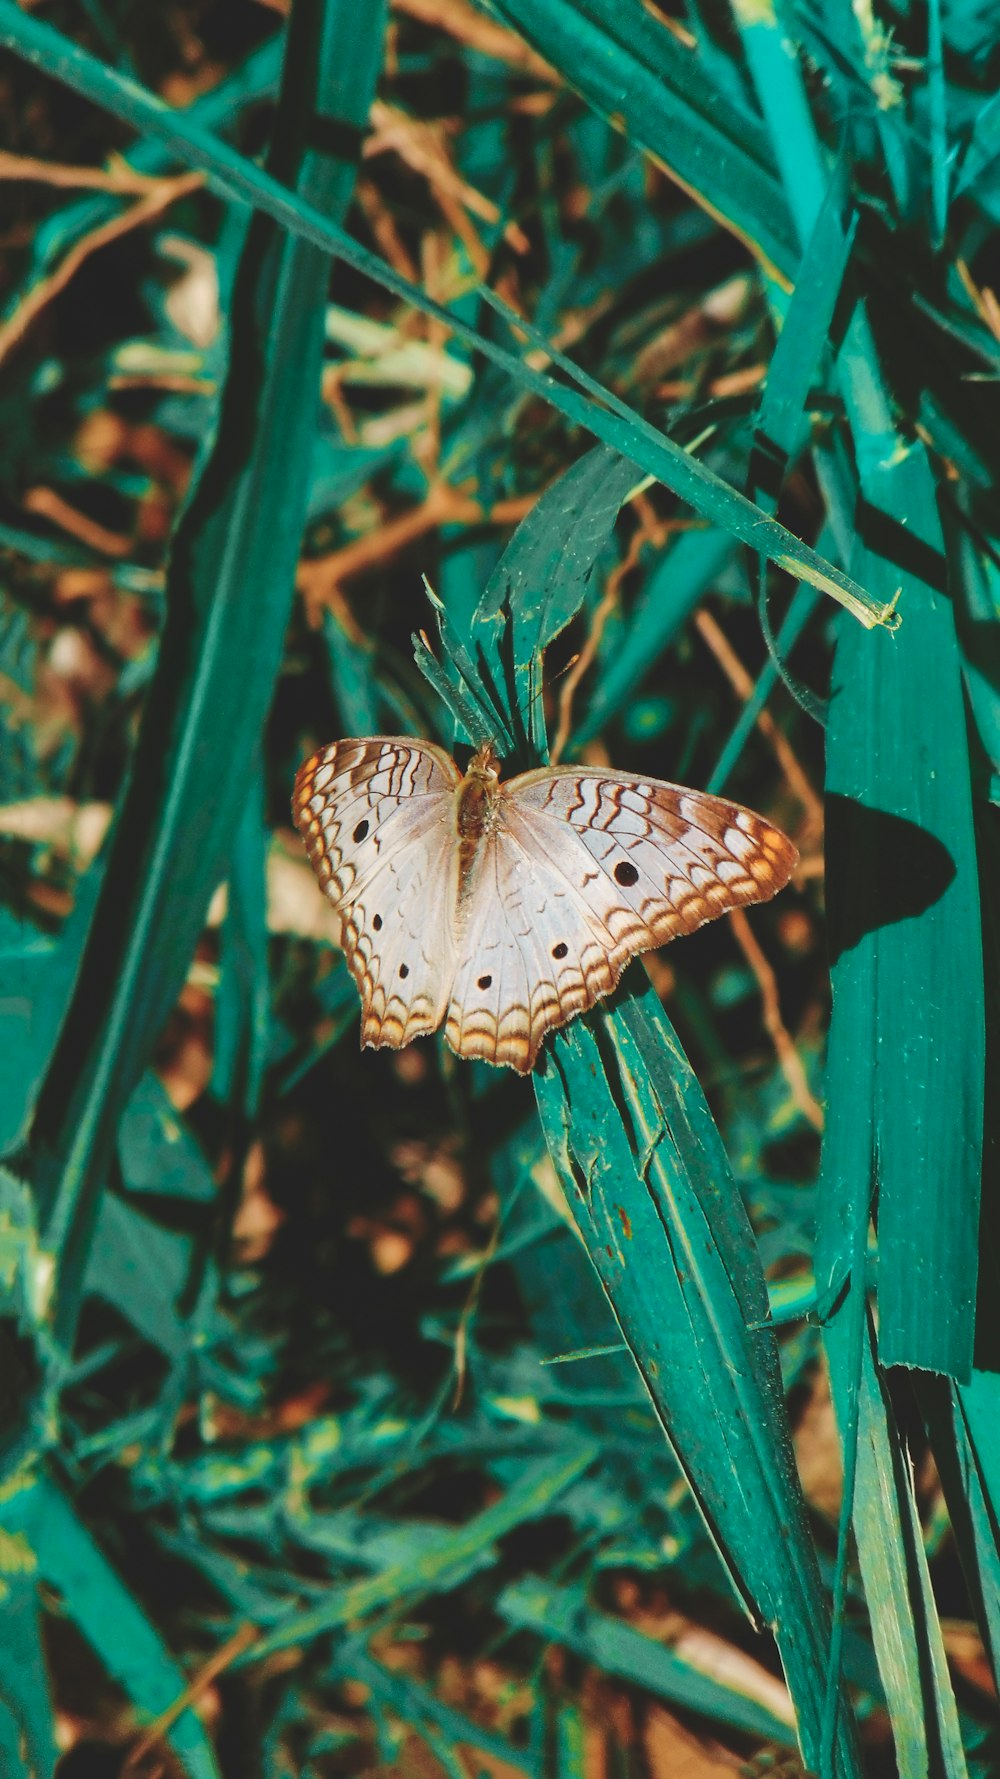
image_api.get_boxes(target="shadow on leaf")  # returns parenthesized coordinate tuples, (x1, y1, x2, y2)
(825, 794, 957, 964)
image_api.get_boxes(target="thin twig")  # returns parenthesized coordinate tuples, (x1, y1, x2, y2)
(354, 176, 421, 284)
(0, 149, 162, 192)
(551, 495, 706, 760)
(693, 607, 823, 829)
(22, 486, 132, 557)
(392, 0, 558, 80)
(0, 170, 204, 370)
(551, 497, 674, 763)
(366, 101, 529, 258)
(729, 908, 824, 1131)
(123, 1621, 259, 1770)
(296, 482, 537, 624)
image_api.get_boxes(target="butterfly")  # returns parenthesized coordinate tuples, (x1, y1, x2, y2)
(292, 736, 798, 1074)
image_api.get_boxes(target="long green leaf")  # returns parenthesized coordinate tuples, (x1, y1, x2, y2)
(0, 0, 891, 629)
(5, 1474, 220, 1779)
(17, 0, 388, 1358)
(499, 1576, 795, 1744)
(458, 464, 859, 1771)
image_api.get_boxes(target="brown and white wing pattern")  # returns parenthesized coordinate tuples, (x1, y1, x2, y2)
(444, 829, 621, 1073)
(293, 737, 461, 1053)
(443, 766, 797, 1073)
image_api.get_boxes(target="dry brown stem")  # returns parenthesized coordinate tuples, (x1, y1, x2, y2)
(123, 1622, 259, 1771)
(22, 488, 132, 558)
(297, 483, 537, 625)
(0, 151, 162, 192)
(693, 608, 823, 830)
(0, 170, 204, 370)
(730, 908, 823, 1131)
(392, 0, 557, 80)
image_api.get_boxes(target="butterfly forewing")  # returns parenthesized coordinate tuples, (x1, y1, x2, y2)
(293, 738, 461, 1051)
(507, 765, 797, 940)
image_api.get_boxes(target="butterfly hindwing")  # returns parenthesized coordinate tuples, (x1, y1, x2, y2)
(293, 737, 461, 1051)
(442, 765, 797, 1071)
(445, 827, 618, 1073)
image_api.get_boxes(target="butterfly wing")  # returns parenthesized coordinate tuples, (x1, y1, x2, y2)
(444, 826, 621, 1073)
(444, 766, 797, 1073)
(293, 737, 461, 1052)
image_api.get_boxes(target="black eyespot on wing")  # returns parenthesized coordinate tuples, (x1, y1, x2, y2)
(372, 913, 382, 931)
(614, 860, 639, 887)
(552, 941, 568, 960)
(399, 963, 409, 979)
(353, 819, 370, 844)
(478, 974, 492, 990)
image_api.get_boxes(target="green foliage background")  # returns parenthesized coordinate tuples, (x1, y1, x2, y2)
(0, 0, 998, 1774)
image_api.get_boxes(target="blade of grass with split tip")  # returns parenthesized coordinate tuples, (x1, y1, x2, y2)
(15, 0, 389, 1357)
(1, 1473, 221, 1779)
(498, 1577, 796, 1745)
(473, 446, 642, 763)
(837, 1319, 970, 1777)
(920, 1372, 1000, 1693)
(461, 460, 858, 1770)
(531, 994, 861, 1775)
(0, 2, 891, 631)
(412, 607, 512, 755)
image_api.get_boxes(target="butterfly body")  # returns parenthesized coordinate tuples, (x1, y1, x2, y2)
(293, 736, 797, 1074)
(455, 743, 503, 888)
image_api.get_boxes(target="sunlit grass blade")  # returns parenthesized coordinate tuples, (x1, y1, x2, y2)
(474, 445, 641, 762)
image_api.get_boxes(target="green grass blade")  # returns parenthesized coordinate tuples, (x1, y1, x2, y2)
(83, 1196, 194, 1361)
(499, 1577, 796, 1744)
(0, 1474, 57, 1779)
(13, 1475, 221, 1779)
(0, 1, 891, 628)
(474, 445, 641, 761)
(17, 0, 388, 1354)
(742, 0, 984, 1380)
(827, 1322, 970, 1777)
(532, 996, 861, 1774)
(491, 0, 799, 275)
(823, 488, 983, 1379)
(212, 770, 269, 1115)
